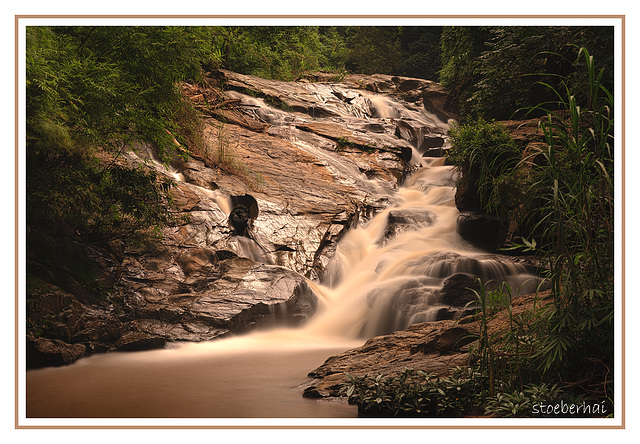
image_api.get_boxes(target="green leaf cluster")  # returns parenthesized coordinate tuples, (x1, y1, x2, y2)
(209, 26, 443, 81)
(447, 48, 614, 405)
(342, 367, 484, 417)
(448, 118, 522, 216)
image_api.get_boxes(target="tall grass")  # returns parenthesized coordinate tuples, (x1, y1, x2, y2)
(341, 48, 615, 417)
(521, 48, 614, 379)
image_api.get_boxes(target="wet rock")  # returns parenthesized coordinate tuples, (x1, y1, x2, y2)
(457, 213, 502, 251)
(124, 256, 319, 341)
(114, 331, 167, 352)
(422, 86, 459, 123)
(454, 178, 482, 213)
(303, 320, 475, 398)
(303, 293, 549, 399)
(381, 209, 434, 243)
(409, 326, 476, 355)
(230, 194, 259, 219)
(420, 136, 445, 151)
(229, 205, 252, 235)
(27, 336, 87, 368)
(439, 273, 481, 307)
(393, 76, 430, 92)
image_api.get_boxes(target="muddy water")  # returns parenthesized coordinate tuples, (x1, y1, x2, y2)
(26, 331, 362, 418)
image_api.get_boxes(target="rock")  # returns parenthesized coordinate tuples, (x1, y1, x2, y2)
(181, 160, 220, 189)
(454, 177, 482, 213)
(410, 326, 476, 355)
(439, 273, 481, 307)
(381, 209, 434, 243)
(422, 146, 448, 158)
(419, 136, 446, 154)
(457, 213, 502, 251)
(114, 331, 167, 352)
(230, 194, 259, 219)
(422, 86, 459, 123)
(229, 205, 252, 235)
(125, 256, 319, 341)
(392, 76, 430, 92)
(27, 336, 87, 368)
(303, 293, 550, 399)
(303, 320, 476, 398)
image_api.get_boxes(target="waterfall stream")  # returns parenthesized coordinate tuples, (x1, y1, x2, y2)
(25, 81, 541, 422)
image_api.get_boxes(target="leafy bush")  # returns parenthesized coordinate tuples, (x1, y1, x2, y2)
(485, 383, 564, 417)
(26, 26, 206, 244)
(439, 26, 614, 120)
(521, 48, 614, 378)
(342, 367, 484, 417)
(448, 118, 522, 215)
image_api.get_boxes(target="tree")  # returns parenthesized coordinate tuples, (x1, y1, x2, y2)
(343, 27, 403, 75)
(26, 26, 208, 245)
(439, 26, 614, 120)
(398, 26, 443, 80)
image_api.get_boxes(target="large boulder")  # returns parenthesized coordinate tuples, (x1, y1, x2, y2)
(124, 256, 319, 341)
(302, 320, 475, 399)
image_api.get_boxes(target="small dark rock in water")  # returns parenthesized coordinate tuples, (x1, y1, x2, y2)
(456, 213, 501, 251)
(230, 194, 259, 219)
(420, 136, 445, 151)
(381, 209, 434, 244)
(439, 273, 481, 307)
(229, 204, 251, 235)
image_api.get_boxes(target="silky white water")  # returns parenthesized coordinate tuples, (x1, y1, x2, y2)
(301, 156, 537, 340)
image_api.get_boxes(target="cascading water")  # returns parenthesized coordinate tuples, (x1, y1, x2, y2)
(302, 153, 539, 340)
(26, 80, 542, 421)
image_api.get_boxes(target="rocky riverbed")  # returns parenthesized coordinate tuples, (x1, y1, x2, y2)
(26, 69, 459, 367)
(26, 66, 545, 401)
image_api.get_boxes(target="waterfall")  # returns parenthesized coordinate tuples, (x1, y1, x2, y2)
(133, 87, 540, 342)
(301, 153, 538, 339)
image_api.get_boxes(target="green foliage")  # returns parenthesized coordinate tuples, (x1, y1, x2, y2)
(445, 48, 614, 406)
(211, 26, 348, 81)
(440, 26, 614, 120)
(209, 26, 442, 81)
(341, 27, 403, 76)
(27, 148, 181, 245)
(398, 27, 443, 80)
(342, 367, 484, 417)
(485, 383, 564, 417)
(26, 26, 205, 247)
(439, 26, 491, 93)
(27, 26, 209, 161)
(521, 48, 614, 376)
(448, 118, 522, 215)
